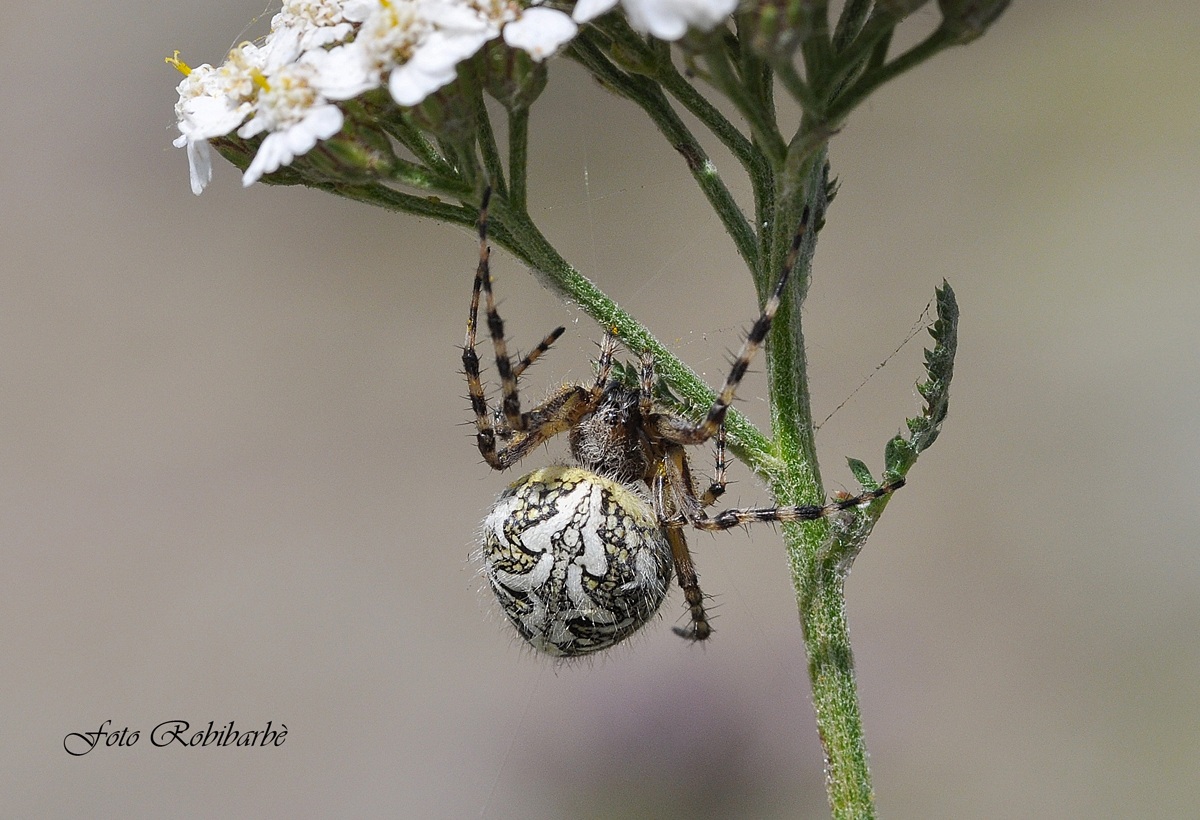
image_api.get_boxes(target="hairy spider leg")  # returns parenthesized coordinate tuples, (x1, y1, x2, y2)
(463, 189, 583, 471)
(668, 206, 811, 447)
(694, 480, 905, 532)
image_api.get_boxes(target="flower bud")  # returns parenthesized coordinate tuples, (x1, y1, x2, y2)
(937, 0, 1010, 43)
(408, 78, 478, 145)
(607, 40, 661, 77)
(873, 0, 931, 17)
(312, 125, 398, 183)
(482, 41, 548, 111)
(745, 0, 823, 63)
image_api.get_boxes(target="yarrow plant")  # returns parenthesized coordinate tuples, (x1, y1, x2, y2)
(169, 0, 1006, 815)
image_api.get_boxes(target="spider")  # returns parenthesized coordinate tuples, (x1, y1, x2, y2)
(464, 189, 904, 656)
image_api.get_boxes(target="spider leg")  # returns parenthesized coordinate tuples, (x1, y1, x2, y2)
(650, 470, 713, 641)
(463, 201, 501, 468)
(638, 350, 655, 419)
(651, 447, 716, 641)
(464, 188, 582, 471)
(692, 479, 906, 532)
(592, 327, 619, 396)
(665, 524, 713, 642)
(668, 207, 811, 446)
(474, 188, 528, 435)
(490, 384, 592, 469)
(513, 326, 566, 380)
(698, 424, 728, 507)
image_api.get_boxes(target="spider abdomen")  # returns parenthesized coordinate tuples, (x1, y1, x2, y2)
(481, 465, 672, 657)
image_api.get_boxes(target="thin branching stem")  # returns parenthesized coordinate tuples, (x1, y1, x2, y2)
(702, 44, 788, 166)
(507, 107, 530, 211)
(471, 89, 508, 198)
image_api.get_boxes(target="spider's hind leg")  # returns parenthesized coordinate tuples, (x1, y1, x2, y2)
(474, 189, 527, 433)
(694, 479, 906, 532)
(664, 525, 713, 642)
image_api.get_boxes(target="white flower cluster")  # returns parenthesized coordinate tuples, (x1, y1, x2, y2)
(172, 0, 737, 193)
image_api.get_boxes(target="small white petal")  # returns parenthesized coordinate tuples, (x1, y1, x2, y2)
(311, 42, 381, 100)
(181, 138, 213, 195)
(305, 103, 346, 140)
(420, 1, 490, 33)
(504, 8, 578, 61)
(386, 27, 491, 106)
(241, 105, 343, 187)
(572, 0, 619, 24)
(625, 0, 738, 39)
(388, 59, 458, 106)
(262, 25, 304, 70)
(342, 0, 374, 22)
(414, 28, 491, 71)
(178, 95, 252, 140)
(243, 131, 292, 186)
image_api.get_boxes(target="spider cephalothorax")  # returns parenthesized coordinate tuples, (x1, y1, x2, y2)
(567, 382, 649, 481)
(464, 189, 903, 657)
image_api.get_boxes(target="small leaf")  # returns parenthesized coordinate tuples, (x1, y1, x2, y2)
(907, 280, 958, 455)
(884, 434, 917, 478)
(846, 457, 879, 491)
(848, 280, 957, 490)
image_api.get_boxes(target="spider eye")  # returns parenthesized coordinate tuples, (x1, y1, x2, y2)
(480, 466, 672, 656)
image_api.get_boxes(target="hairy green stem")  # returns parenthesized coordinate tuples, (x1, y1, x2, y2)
(471, 89, 509, 198)
(751, 147, 878, 818)
(507, 107, 530, 210)
(489, 196, 780, 473)
(826, 23, 956, 124)
(703, 44, 787, 166)
(378, 111, 457, 178)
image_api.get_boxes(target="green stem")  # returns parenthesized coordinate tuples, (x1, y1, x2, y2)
(776, 60, 821, 117)
(471, 88, 508, 197)
(491, 195, 780, 476)
(826, 23, 957, 124)
(378, 111, 456, 178)
(832, 0, 873, 51)
(592, 23, 761, 175)
(759, 151, 877, 819)
(649, 42, 763, 175)
(702, 44, 787, 166)
(797, 0, 833, 95)
(801, 560, 876, 818)
(383, 156, 473, 197)
(507, 106, 530, 211)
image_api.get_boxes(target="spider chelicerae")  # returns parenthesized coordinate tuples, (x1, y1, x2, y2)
(464, 190, 904, 656)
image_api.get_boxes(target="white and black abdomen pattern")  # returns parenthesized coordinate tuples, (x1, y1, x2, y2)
(481, 466, 672, 656)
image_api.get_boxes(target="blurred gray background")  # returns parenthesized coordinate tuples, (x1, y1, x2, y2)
(3, 2, 1198, 817)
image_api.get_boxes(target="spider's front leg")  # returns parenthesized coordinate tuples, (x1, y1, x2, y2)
(462, 187, 571, 470)
(665, 207, 811, 448)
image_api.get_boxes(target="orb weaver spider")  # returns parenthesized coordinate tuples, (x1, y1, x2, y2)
(464, 190, 903, 656)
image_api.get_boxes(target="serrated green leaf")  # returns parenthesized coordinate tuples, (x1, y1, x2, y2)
(846, 457, 879, 491)
(884, 434, 918, 476)
(906, 280, 957, 455)
(848, 281, 957, 488)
